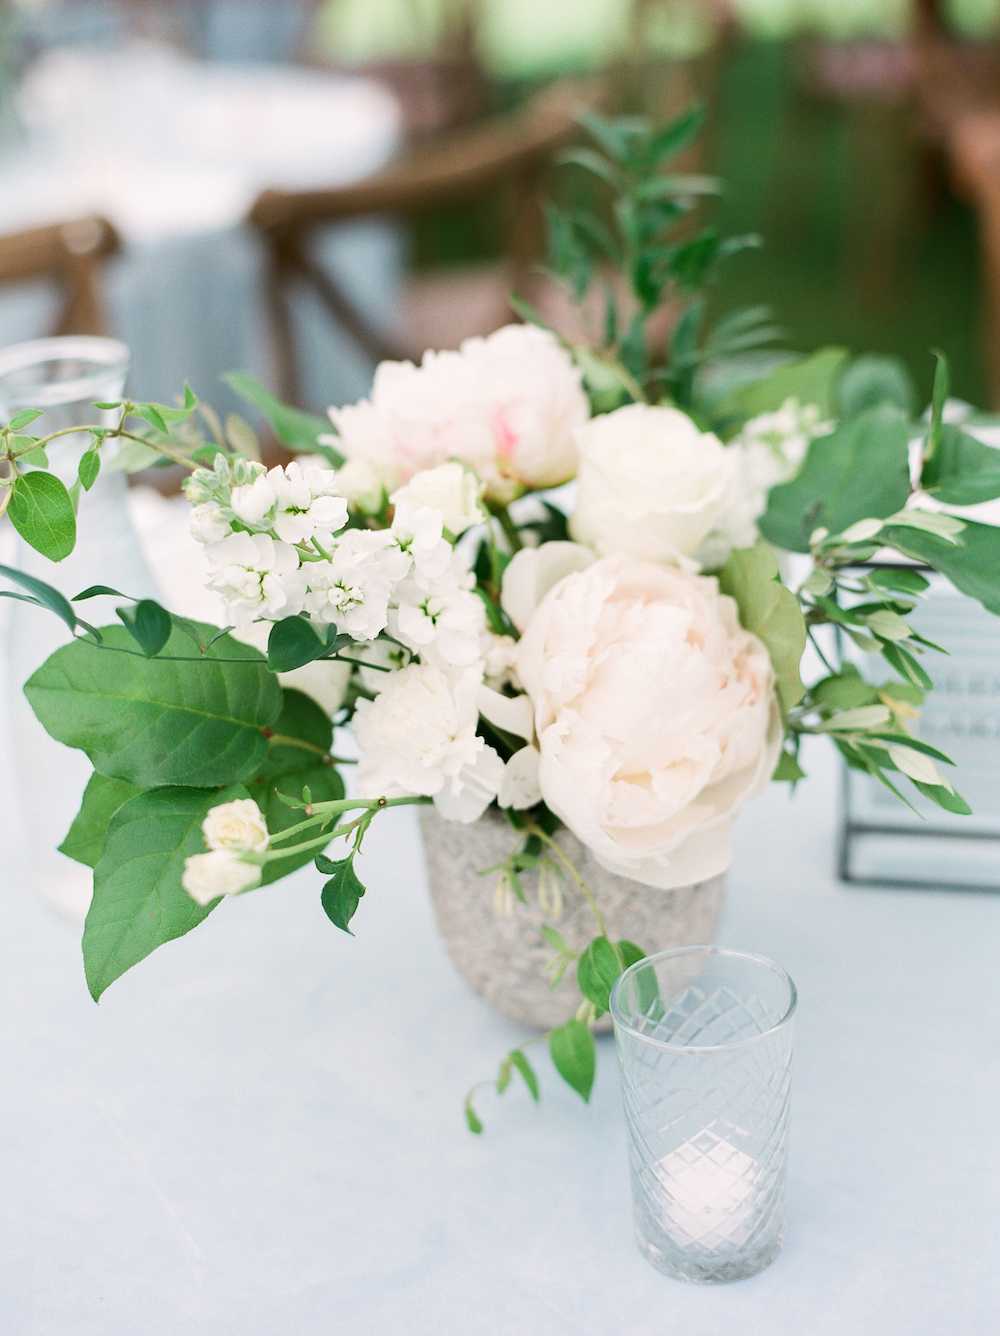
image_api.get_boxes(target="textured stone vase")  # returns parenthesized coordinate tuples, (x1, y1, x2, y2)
(419, 806, 725, 1030)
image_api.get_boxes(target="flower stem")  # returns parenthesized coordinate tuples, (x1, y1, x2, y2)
(526, 824, 609, 939)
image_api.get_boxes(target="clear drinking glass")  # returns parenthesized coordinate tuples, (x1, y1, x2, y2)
(0, 337, 160, 919)
(610, 947, 796, 1284)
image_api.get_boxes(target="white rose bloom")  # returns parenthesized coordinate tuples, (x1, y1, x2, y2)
(230, 471, 277, 527)
(182, 849, 262, 905)
(303, 528, 407, 641)
(266, 461, 349, 546)
(390, 462, 484, 537)
(204, 531, 307, 630)
(516, 553, 782, 889)
(390, 502, 452, 580)
(353, 661, 505, 822)
(189, 502, 232, 545)
(328, 323, 589, 504)
(202, 798, 269, 854)
(388, 551, 485, 669)
(569, 404, 738, 567)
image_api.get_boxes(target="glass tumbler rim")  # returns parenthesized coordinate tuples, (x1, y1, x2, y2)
(0, 336, 131, 410)
(609, 945, 797, 1057)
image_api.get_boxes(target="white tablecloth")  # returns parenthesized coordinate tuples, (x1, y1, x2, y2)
(1, 509, 998, 1331)
(0, 45, 403, 412)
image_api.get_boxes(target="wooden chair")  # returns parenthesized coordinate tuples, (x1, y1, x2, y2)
(248, 79, 601, 405)
(0, 216, 120, 337)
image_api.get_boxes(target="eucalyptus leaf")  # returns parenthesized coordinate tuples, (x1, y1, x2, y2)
(84, 783, 249, 1000)
(7, 471, 77, 562)
(25, 623, 280, 787)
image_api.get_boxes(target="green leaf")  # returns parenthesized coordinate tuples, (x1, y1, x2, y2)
(225, 413, 261, 461)
(224, 372, 339, 460)
(617, 940, 646, 970)
(0, 563, 77, 633)
(85, 783, 249, 1000)
(8, 408, 44, 430)
(912, 779, 973, 815)
(25, 623, 281, 787)
(106, 438, 163, 473)
(318, 855, 366, 933)
(509, 1050, 540, 1102)
(759, 405, 911, 553)
(541, 924, 568, 953)
(117, 599, 173, 658)
(267, 616, 325, 672)
(59, 771, 141, 868)
(920, 423, 1000, 505)
(773, 749, 806, 782)
(926, 349, 950, 461)
(812, 667, 879, 711)
(717, 544, 806, 714)
(882, 518, 1000, 617)
(644, 103, 705, 165)
(577, 936, 623, 1014)
(137, 404, 168, 433)
(716, 346, 849, 426)
(464, 1098, 483, 1134)
(19, 446, 49, 468)
(78, 448, 101, 491)
(7, 471, 77, 562)
(837, 355, 916, 418)
(867, 568, 930, 599)
(549, 1020, 596, 1102)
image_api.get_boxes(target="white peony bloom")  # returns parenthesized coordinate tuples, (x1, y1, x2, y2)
(500, 541, 595, 634)
(569, 404, 738, 567)
(182, 849, 262, 905)
(388, 551, 486, 669)
(390, 502, 452, 581)
(516, 553, 782, 889)
(189, 502, 232, 545)
(230, 471, 277, 528)
(204, 531, 307, 630)
(202, 798, 269, 854)
(353, 661, 505, 822)
(498, 744, 543, 811)
(390, 462, 485, 537)
(268, 461, 349, 546)
(303, 528, 407, 641)
(328, 456, 388, 514)
(328, 323, 590, 504)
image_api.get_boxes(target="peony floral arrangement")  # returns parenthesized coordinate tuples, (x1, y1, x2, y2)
(4, 107, 1000, 1126)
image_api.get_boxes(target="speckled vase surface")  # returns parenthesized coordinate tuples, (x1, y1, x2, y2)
(419, 806, 725, 1031)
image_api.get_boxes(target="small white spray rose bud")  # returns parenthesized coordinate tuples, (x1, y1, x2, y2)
(181, 850, 262, 905)
(201, 798, 269, 854)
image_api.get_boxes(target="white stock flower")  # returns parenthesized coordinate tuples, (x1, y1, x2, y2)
(204, 531, 307, 630)
(569, 404, 737, 567)
(328, 323, 589, 504)
(388, 551, 485, 669)
(390, 462, 484, 537)
(202, 798, 269, 855)
(498, 744, 543, 811)
(353, 661, 504, 822)
(515, 553, 782, 889)
(303, 529, 408, 641)
(390, 502, 452, 580)
(268, 461, 349, 545)
(182, 849, 262, 905)
(230, 471, 277, 527)
(738, 397, 831, 481)
(189, 502, 232, 545)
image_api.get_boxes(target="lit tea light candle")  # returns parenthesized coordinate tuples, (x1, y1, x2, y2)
(653, 1136, 761, 1250)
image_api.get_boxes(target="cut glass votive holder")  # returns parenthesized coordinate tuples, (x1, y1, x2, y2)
(610, 947, 796, 1283)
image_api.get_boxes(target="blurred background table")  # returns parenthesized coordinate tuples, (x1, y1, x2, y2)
(0, 43, 403, 414)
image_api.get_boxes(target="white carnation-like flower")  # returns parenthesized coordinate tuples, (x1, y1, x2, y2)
(230, 471, 277, 528)
(189, 502, 232, 545)
(569, 404, 738, 567)
(515, 553, 782, 889)
(204, 531, 307, 630)
(390, 462, 484, 537)
(269, 461, 349, 546)
(328, 323, 590, 503)
(388, 551, 485, 669)
(303, 528, 408, 641)
(354, 661, 505, 822)
(390, 502, 452, 581)
(201, 798, 269, 855)
(182, 849, 262, 905)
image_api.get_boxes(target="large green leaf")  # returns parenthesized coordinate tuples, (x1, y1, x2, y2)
(248, 689, 342, 884)
(759, 405, 911, 553)
(25, 623, 281, 787)
(84, 784, 248, 1000)
(718, 545, 807, 715)
(715, 346, 849, 427)
(7, 471, 77, 562)
(882, 519, 1000, 617)
(224, 372, 340, 462)
(920, 424, 1000, 505)
(59, 771, 141, 868)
